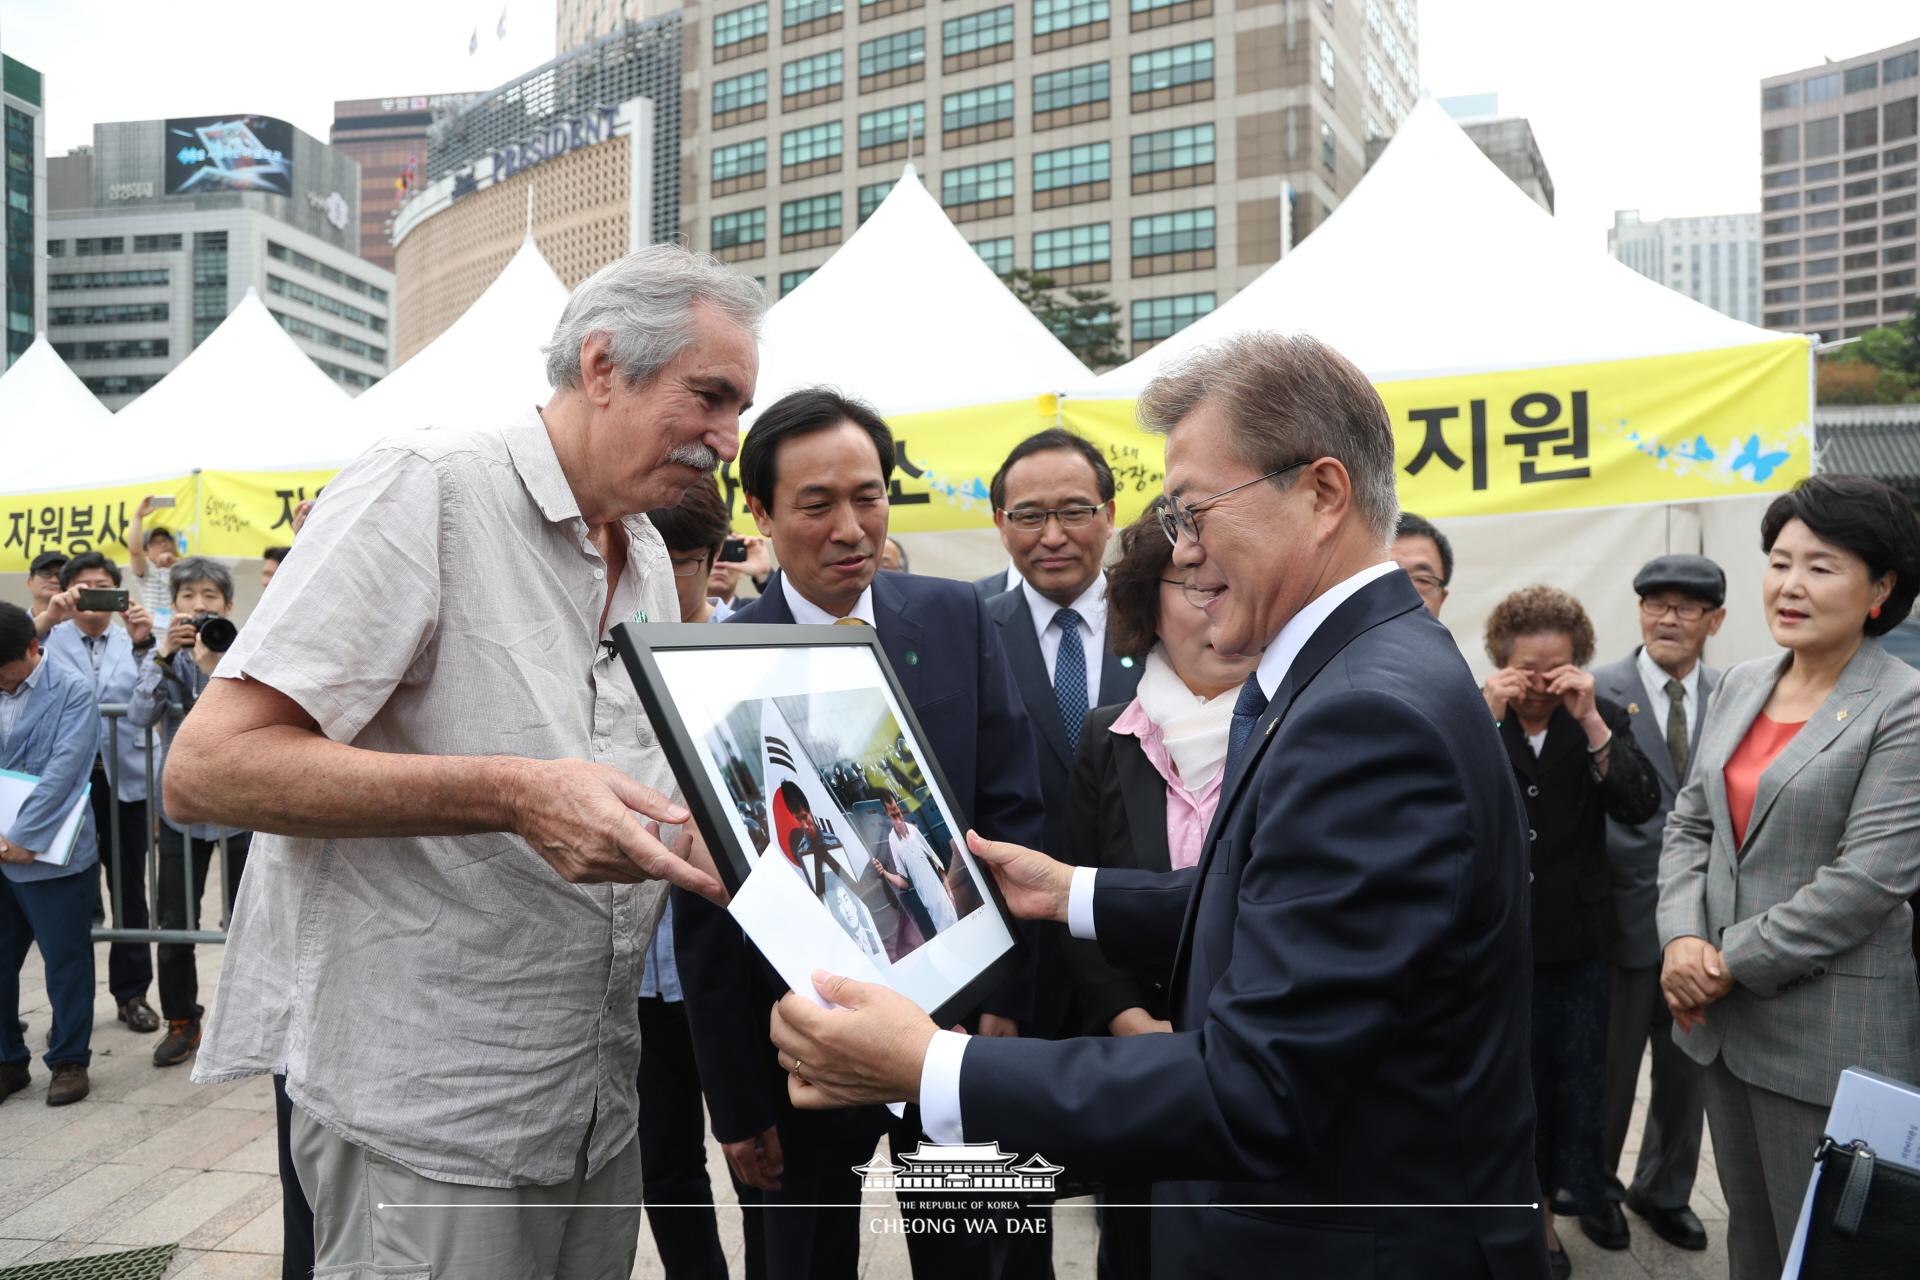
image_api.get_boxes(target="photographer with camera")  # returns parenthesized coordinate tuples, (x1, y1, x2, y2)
(38, 552, 160, 1036)
(126, 558, 247, 1069)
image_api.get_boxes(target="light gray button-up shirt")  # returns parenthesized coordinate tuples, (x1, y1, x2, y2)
(193, 409, 681, 1188)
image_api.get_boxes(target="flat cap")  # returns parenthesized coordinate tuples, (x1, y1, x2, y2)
(1633, 554, 1725, 608)
(28, 550, 69, 576)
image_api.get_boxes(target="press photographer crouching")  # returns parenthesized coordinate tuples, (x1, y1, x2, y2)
(126, 557, 250, 1069)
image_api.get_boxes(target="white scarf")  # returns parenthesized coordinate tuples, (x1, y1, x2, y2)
(1133, 645, 1239, 790)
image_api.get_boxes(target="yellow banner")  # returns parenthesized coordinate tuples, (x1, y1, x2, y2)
(2, 340, 1810, 567)
(1061, 339, 1813, 527)
(0, 476, 198, 574)
(196, 469, 335, 558)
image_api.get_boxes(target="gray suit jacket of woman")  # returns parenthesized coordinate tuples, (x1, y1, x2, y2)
(1656, 637, 1920, 1107)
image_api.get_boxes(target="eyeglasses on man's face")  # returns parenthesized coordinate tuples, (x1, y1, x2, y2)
(668, 554, 711, 579)
(1639, 597, 1712, 622)
(999, 504, 1104, 533)
(1406, 571, 1446, 595)
(1159, 461, 1310, 546)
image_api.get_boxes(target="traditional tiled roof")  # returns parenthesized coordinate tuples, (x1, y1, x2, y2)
(1817, 405, 1920, 500)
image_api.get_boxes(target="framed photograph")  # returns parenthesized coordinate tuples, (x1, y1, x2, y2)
(613, 622, 1026, 1027)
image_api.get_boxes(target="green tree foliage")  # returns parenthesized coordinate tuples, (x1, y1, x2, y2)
(1003, 267, 1125, 372)
(1819, 300, 1920, 404)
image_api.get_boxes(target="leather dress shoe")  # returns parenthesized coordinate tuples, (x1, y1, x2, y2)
(1546, 1246, 1572, 1280)
(118, 997, 160, 1034)
(0, 1060, 29, 1103)
(1625, 1194, 1708, 1251)
(47, 1062, 89, 1106)
(1577, 1201, 1630, 1250)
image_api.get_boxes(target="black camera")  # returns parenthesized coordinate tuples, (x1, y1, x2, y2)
(189, 612, 238, 654)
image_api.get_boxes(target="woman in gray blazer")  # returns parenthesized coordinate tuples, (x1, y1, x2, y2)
(1656, 475, 1920, 1279)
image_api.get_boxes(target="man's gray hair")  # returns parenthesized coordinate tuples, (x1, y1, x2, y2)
(543, 244, 766, 390)
(1138, 331, 1400, 544)
(169, 556, 234, 604)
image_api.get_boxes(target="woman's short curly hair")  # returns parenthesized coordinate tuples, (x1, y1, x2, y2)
(1484, 585, 1596, 669)
(1105, 498, 1175, 661)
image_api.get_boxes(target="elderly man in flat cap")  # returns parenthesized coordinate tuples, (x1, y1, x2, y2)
(1580, 554, 1726, 1256)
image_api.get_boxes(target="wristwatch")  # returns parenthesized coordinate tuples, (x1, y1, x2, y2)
(131, 637, 155, 653)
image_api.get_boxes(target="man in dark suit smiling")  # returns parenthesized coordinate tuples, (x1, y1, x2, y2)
(674, 388, 1047, 1280)
(770, 334, 1547, 1279)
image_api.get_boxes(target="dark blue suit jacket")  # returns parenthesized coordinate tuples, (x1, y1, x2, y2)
(675, 570, 1047, 1144)
(955, 571, 1546, 1279)
(986, 584, 1141, 1038)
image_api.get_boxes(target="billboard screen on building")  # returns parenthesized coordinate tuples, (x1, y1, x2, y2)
(164, 115, 294, 195)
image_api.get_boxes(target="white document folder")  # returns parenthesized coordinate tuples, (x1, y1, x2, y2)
(0, 769, 92, 867)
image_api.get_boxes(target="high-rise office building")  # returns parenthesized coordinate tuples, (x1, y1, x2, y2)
(679, 0, 1419, 354)
(1759, 37, 1919, 340)
(46, 116, 393, 407)
(559, 0, 681, 51)
(2, 48, 46, 369)
(1609, 210, 1760, 326)
(391, 16, 682, 362)
(330, 94, 480, 271)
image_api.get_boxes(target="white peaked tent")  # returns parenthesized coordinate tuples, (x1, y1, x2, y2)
(350, 235, 570, 439)
(1098, 98, 1788, 392)
(7, 289, 354, 494)
(0, 336, 115, 493)
(752, 164, 1092, 420)
(1085, 99, 1803, 673)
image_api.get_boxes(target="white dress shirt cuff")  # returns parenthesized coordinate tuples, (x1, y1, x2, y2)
(919, 1029, 971, 1144)
(1067, 865, 1100, 940)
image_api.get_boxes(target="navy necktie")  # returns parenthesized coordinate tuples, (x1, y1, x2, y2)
(1224, 677, 1269, 780)
(1053, 607, 1088, 751)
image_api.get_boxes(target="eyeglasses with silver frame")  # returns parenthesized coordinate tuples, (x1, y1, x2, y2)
(1158, 461, 1310, 546)
(999, 504, 1106, 533)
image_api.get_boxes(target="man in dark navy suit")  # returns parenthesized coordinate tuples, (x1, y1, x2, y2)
(674, 388, 1048, 1280)
(769, 334, 1547, 1279)
(985, 430, 1142, 1043)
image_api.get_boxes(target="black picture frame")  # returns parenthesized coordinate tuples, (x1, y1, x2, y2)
(612, 621, 1027, 1028)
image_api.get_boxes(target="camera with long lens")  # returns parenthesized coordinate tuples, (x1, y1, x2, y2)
(189, 612, 239, 654)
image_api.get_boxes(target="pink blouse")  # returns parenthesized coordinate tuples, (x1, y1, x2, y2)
(1111, 697, 1226, 871)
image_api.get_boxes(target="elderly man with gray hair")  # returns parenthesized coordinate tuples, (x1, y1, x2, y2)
(164, 246, 763, 1278)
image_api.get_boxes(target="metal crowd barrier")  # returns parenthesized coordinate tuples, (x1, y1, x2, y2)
(91, 702, 235, 946)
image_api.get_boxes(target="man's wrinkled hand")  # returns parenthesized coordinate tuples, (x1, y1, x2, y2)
(964, 829, 1071, 923)
(722, 1125, 784, 1191)
(771, 971, 937, 1109)
(507, 758, 723, 900)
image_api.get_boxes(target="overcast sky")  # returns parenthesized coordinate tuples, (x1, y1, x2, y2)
(2, 0, 1914, 246)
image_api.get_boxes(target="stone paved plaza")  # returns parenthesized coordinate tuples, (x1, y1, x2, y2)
(3, 934, 1734, 1278)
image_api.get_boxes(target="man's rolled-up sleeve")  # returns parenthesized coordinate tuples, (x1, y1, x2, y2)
(214, 447, 444, 744)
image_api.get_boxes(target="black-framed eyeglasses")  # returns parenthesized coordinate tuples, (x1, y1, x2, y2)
(1406, 571, 1446, 594)
(667, 554, 711, 579)
(999, 504, 1104, 533)
(1639, 597, 1712, 622)
(1159, 461, 1309, 546)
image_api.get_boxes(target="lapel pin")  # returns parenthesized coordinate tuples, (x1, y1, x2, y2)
(1121, 656, 1135, 669)
(1836, 709, 1848, 722)
(906, 651, 919, 666)
(1627, 703, 1640, 715)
